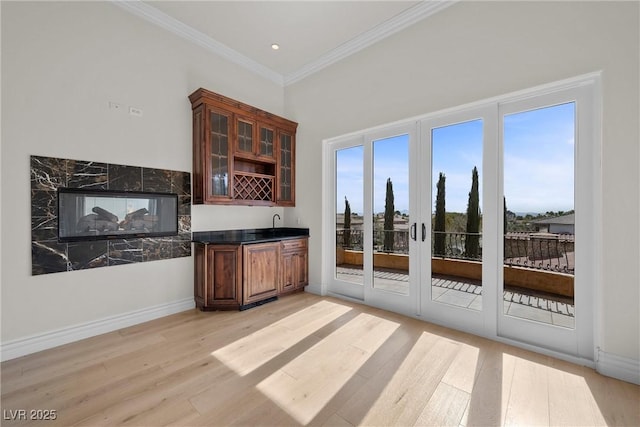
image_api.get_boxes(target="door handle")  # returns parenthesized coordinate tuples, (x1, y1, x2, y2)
(422, 223, 426, 242)
(410, 223, 417, 241)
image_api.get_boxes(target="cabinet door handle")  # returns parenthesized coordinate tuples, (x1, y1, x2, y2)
(410, 223, 417, 241)
(422, 223, 427, 242)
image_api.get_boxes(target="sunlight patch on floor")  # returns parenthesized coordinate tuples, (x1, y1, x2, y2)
(547, 361, 609, 426)
(211, 300, 352, 376)
(257, 313, 400, 425)
(354, 331, 461, 426)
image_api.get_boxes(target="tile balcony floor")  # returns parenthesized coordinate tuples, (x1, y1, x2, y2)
(336, 265, 575, 328)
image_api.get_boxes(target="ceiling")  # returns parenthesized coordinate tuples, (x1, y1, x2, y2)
(117, 1, 454, 86)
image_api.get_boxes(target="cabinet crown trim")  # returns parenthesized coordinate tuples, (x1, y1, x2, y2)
(189, 88, 298, 130)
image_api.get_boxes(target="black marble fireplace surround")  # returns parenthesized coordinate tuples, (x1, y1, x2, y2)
(31, 155, 191, 275)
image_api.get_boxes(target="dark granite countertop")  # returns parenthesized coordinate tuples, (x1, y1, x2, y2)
(192, 227, 309, 244)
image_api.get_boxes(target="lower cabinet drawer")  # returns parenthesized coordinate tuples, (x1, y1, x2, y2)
(281, 238, 308, 252)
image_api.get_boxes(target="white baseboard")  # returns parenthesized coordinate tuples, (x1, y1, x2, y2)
(0, 298, 195, 362)
(596, 348, 640, 385)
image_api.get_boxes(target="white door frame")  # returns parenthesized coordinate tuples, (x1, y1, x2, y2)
(323, 135, 365, 301)
(322, 72, 601, 364)
(418, 104, 497, 337)
(364, 122, 420, 318)
(497, 81, 599, 360)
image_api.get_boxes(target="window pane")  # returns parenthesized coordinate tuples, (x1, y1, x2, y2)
(336, 146, 363, 285)
(373, 135, 409, 295)
(503, 102, 575, 328)
(431, 119, 483, 310)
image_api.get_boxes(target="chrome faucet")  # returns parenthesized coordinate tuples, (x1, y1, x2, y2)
(272, 213, 281, 229)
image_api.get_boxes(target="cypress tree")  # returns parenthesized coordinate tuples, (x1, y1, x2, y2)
(383, 178, 395, 252)
(434, 173, 446, 256)
(344, 197, 351, 248)
(465, 166, 480, 259)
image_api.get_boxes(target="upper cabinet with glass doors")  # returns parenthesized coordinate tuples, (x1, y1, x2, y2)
(189, 88, 297, 206)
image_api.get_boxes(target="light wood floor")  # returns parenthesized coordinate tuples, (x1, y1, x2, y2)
(1, 293, 638, 426)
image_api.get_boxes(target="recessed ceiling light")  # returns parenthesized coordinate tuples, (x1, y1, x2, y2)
(271, 43, 280, 50)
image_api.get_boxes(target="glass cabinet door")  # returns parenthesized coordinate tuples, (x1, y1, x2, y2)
(236, 117, 255, 156)
(209, 110, 231, 197)
(279, 130, 294, 204)
(258, 123, 276, 160)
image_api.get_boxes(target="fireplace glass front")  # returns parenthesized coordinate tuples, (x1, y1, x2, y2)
(58, 188, 178, 242)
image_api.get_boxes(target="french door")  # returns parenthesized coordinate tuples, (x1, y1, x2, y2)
(496, 85, 596, 359)
(419, 106, 496, 336)
(330, 123, 419, 318)
(325, 74, 599, 361)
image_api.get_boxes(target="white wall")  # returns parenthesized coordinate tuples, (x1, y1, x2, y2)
(286, 1, 639, 362)
(1, 2, 284, 344)
(2, 1, 638, 369)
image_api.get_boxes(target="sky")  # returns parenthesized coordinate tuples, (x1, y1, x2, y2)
(335, 135, 409, 215)
(503, 102, 575, 214)
(373, 135, 409, 214)
(432, 119, 483, 213)
(336, 102, 575, 216)
(336, 145, 364, 214)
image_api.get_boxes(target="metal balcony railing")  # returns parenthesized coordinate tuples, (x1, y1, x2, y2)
(336, 229, 575, 275)
(336, 228, 364, 251)
(504, 232, 574, 274)
(432, 231, 482, 261)
(336, 229, 410, 254)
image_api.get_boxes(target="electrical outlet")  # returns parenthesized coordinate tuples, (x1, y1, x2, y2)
(109, 101, 123, 111)
(129, 106, 143, 117)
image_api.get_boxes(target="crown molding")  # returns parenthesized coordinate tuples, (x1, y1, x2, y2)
(112, 0, 455, 87)
(283, 1, 457, 86)
(112, 0, 284, 86)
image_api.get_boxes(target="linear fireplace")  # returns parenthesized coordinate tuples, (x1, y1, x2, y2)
(57, 188, 178, 242)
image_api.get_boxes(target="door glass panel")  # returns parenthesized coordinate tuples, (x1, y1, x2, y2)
(210, 112, 229, 196)
(335, 146, 364, 285)
(503, 102, 575, 328)
(372, 135, 410, 295)
(431, 120, 483, 310)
